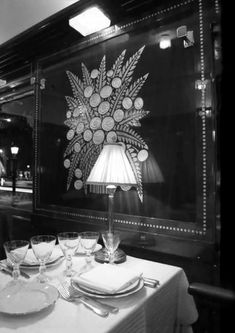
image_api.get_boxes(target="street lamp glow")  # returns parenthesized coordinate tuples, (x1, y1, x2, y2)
(11, 146, 19, 155)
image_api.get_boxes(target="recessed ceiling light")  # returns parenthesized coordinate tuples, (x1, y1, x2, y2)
(69, 7, 111, 36)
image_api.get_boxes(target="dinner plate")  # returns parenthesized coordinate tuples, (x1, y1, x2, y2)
(71, 278, 144, 299)
(75, 243, 102, 255)
(17, 248, 64, 270)
(0, 281, 58, 315)
(20, 256, 64, 270)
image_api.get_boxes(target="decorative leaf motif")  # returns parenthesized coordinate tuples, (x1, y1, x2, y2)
(82, 145, 102, 182)
(96, 56, 106, 91)
(67, 141, 94, 190)
(80, 101, 91, 124)
(64, 135, 83, 158)
(121, 46, 145, 84)
(110, 81, 128, 115)
(126, 147, 143, 202)
(120, 109, 149, 126)
(81, 63, 93, 88)
(80, 143, 97, 173)
(76, 140, 92, 166)
(129, 120, 141, 127)
(66, 71, 84, 97)
(66, 152, 80, 190)
(64, 45, 150, 202)
(116, 127, 148, 149)
(65, 96, 78, 110)
(137, 184, 143, 202)
(66, 72, 92, 123)
(64, 118, 79, 130)
(126, 73, 149, 98)
(111, 49, 126, 77)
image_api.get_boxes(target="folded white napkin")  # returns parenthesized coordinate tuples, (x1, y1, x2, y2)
(23, 247, 63, 265)
(72, 264, 142, 294)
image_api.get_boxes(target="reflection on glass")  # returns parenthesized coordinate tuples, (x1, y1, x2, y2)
(0, 95, 34, 210)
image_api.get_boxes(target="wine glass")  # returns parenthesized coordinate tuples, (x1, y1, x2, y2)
(102, 231, 120, 264)
(57, 232, 80, 277)
(3, 240, 29, 283)
(80, 232, 99, 265)
(30, 235, 56, 283)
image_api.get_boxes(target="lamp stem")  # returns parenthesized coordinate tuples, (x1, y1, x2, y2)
(12, 157, 17, 206)
(107, 185, 117, 233)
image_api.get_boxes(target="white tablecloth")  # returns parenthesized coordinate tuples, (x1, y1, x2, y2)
(0, 254, 198, 333)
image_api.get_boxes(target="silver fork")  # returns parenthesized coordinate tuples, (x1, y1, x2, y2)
(57, 281, 109, 317)
(68, 282, 119, 314)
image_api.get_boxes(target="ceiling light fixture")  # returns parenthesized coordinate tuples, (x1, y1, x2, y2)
(69, 7, 111, 36)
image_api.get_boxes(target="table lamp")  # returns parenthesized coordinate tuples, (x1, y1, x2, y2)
(86, 142, 137, 263)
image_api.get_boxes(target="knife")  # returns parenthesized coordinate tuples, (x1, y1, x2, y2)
(143, 277, 160, 288)
(0, 263, 30, 279)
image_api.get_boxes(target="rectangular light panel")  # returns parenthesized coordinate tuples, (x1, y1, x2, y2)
(69, 7, 111, 36)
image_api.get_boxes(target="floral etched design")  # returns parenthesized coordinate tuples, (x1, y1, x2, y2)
(64, 46, 150, 201)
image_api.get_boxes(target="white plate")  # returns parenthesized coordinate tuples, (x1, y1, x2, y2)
(20, 256, 64, 270)
(71, 278, 144, 299)
(0, 281, 58, 315)
(18, 248, 64, 269)
(75, 243, 102, 255)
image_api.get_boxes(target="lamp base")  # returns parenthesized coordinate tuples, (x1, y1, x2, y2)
(94, 248, 126, 264)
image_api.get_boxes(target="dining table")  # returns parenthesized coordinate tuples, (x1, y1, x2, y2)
(0, 247, 198, 333)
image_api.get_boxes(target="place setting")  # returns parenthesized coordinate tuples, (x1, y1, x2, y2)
(55, 230, 150, 317)
(0, 230, 159, 318)
(57, 230, 158, 316)
(0, 238, 59, 316)
(21, 236, 64, 271)
(71, 264, 144, 299)
(0, 231, 107, 317)
(69, 231, 145, 299)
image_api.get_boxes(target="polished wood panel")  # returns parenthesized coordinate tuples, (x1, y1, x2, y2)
(0, 0, 172, 82)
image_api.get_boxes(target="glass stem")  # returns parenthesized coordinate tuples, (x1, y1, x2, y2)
(66, 255, 72, 276)
(109, 252, 115, 264)
(39, 261, 46, 276)
(12, 264, 20, 280)
(86, 251, 92, 264)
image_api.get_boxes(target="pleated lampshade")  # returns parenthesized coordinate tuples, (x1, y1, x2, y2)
(86, 143, 137, 187)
